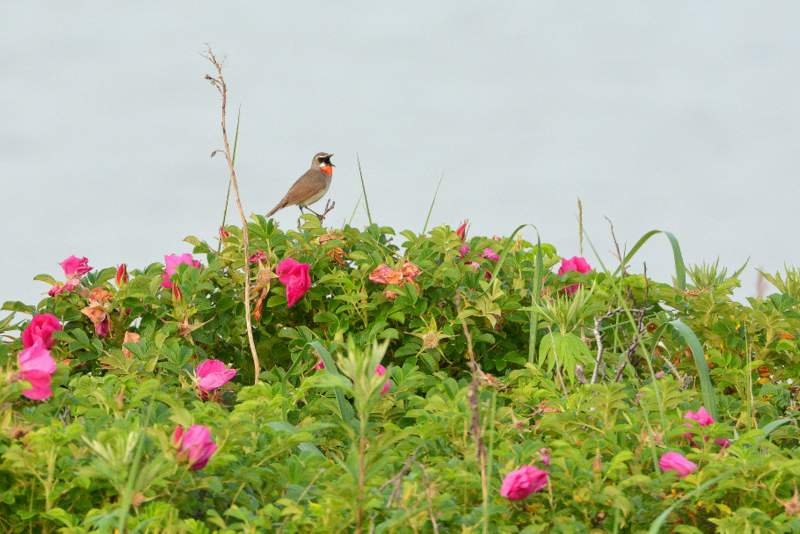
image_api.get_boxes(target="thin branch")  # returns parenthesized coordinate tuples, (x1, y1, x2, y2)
(614, 309, 646, 382)
(591, 307, 622, 384)
(204, 47, 261, 383)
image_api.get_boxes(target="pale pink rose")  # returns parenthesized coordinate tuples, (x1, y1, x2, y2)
(162, 254, 202, 289)
(375, 363, 391, 395)
(21, 314, 62, 349)
(558, 256, 593, 295)
(17, 340, 57, 401)
(196, 359, 237, 392)
(276, 258, 312, 308)
(659, 452, 697, 477)
(500, 466, 549, 500)
(172, 424, 218, 470)
(59, 256, 92, 278)
(481, 248, 500, 261)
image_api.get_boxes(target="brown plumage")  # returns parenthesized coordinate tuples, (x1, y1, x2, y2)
(267, 152, 334, 217)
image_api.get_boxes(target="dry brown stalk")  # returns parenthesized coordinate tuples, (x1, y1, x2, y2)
(204, 47, 261, 383)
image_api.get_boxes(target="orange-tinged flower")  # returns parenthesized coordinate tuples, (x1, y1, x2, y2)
(369, 264, 403, 285)
(401, 261, 421, 281)
(122, 331, 141, 358)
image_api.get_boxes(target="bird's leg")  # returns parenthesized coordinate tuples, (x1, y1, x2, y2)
(304, 205, 323, 219)
(317, 199, 336, 223)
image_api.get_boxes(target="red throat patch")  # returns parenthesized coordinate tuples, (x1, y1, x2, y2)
(320, 165, 333, 177)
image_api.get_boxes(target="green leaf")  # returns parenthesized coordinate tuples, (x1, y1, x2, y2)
(669, 319, 717, 419)
(308, 340, 355, 423)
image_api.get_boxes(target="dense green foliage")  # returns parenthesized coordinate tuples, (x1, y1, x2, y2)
(1, 215, 799, 533)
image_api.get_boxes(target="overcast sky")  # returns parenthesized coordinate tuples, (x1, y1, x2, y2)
(2, 1, 799, 307)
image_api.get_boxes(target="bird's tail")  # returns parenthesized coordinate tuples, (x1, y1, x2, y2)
(266, 199, 286, 218)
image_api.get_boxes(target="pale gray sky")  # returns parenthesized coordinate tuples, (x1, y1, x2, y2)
(2, 1, 799, 306)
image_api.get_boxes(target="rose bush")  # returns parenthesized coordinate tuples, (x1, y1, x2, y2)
(0, 215, 798, 532)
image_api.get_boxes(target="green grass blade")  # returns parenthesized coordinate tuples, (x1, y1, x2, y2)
(422, 172, 444, 234)
(669, 319, 718, 419)
(528, 236, 543, 364)
(614, 230, 686, 290)
(356, 154, 373, 225)
(348, 194, 363, 227)
(648, 473, 730, 534)
(309, 340, 355, 423)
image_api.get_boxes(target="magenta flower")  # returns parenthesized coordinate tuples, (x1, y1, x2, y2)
(458, 245, 470, 258)
(162, 254, 202, 289)
(48, 277, 80, 297)
(537, 448, 551, 466)
(17, 340, 57, 401)
(21, 314, 62, 349)
(60, 256, 92, 278)
(95, 317, 110, 338)
(196, 359, 237, 393)
(276, 258, 312, 308)
(500, 466, 549, 500)
(659, 452, 697, 478)
(314, 359, 325, 370)
(558, 256, 593, 295)
(375, 363, 391, 395)
(685, 407, 714, 427)
(172, 425, 218, 470)
(481, 248, 500, 261)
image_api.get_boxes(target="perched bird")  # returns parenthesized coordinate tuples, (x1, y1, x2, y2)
(267, 152, 334, 217)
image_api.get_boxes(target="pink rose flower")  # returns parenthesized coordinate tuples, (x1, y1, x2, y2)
(314, 359, 325, 370)
(558, 256, 593, 295)
(21, 314, 62, 349)
(17, 340, 57, 401)
(455, 221, 468, 241)
(481, 248, 500, 261)
(172, 425, 218, 470)
(500, 466, 549, 500)
(685, 407, 714, 427)
(375, 363, 391, 395)
(659, 452, 697, 477)
(276, 258, 312, 308)
(459, 245, 470, 258)
(196, 359, 237, 393)
(60, 256, 92, 278)
(94, 317, 110, 338)
(161, 254, 202, 289)
(48, 276, 81, 297)
(466, 261, 481, 272)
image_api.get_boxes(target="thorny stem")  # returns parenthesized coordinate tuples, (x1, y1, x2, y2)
(204, 48, 261, 384)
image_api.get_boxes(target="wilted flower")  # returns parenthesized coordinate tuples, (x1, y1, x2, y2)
(81, 287, 113, 338)
(162, 254, 202, 289)
(276, 258, 312, 308)
(481, 248, 499, 261)
(196, 359, 237, 393)
(659, 452, 697, 477)
(172, 425, 218, 470)
(60, 256, 92, 278)
(455, 221, 468, 241)
(116, 264, 128, 285)
(21, 314, 62, 349)
(383, 290, 399, 300)
(558, 256, 593, 295)
(17, 340, 57, 401)
(375, 363, 391, 395)
(122, 331, 141, 358)
(218, 226, 230, 239)
(369, 264, 404, 285)
(400, 261, 421, 281)
(500, 466, 549, 500)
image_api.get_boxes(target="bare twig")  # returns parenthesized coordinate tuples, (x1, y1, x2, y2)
(591, 307, 622, 384)
(204, 48, 261, 383)
(614, 309, 647, 382)
(605, 216, 626, 266)
(380, 448, 419, 507)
